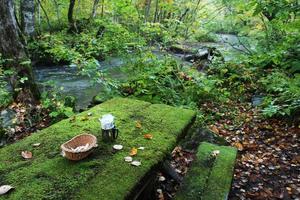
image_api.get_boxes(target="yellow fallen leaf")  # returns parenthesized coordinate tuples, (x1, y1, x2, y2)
(81, 116, 89, 121)
(130, 147, 138, 156)
(136, 121, 142, 129)
(233, 142, 244, 151)
(69, 116, 76, 123)
(144, 134, 153, 140)
(210, 125, 219, 134)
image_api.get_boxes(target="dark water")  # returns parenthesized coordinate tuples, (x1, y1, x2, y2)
(33, 58, 125, 110)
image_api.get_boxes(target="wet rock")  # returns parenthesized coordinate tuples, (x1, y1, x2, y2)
(0, 109, 16, 129)
(184, 47, 224, 63)
(252, 95, 264, 107)
(169, 44, 196, 54)
(181, 128, 229, 151)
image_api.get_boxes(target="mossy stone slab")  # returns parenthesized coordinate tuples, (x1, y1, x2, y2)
(176, 142, 237, 200)
(0, 98, 195, 200)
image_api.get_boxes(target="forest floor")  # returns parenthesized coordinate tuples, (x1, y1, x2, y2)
(203, 100, 300, 200)
(152, 97, 299, 200)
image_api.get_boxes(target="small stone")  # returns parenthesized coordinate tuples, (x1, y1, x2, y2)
(124, 156, 133, 162)
(131, 161, 141, 166)
(87, 112, 92, 116)
(138, 147, 145, 150)
(158, 176, 166, 182)
(113, 145, 123, 150)
(157, 189, 163, 194)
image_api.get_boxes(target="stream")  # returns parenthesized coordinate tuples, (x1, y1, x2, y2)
(33, 34, 243, 111)
(33, 57, 125, 111)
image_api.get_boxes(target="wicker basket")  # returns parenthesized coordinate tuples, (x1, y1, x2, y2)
(61, 134, 98, 161)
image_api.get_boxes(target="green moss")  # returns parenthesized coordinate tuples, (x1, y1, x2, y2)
(176, 142, 237, 200)
(0, 98, 195, 200)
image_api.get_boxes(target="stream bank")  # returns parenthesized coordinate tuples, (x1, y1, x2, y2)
(32, 34, 243, 111)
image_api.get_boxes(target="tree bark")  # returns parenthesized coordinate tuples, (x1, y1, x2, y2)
(68, 0, 77, 31)
(101, 0, 104, 17)
(20, 0, 35, 37)
(144, 0, 152, 22)
(0, 0, 40, 103)
(91, 0, 100, 18)
(153, 0, 159, 23)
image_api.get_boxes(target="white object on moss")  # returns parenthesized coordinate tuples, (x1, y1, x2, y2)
(99, 114, 115, 130)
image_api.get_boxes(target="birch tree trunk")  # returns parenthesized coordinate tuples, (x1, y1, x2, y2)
(20, 0, 35, 36)
(91, 0, 100, 18)
(0, 0, 40, 103)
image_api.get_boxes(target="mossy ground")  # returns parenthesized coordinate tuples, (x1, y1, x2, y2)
(0, 98, 195, 200)
(176, 142, 237, 200)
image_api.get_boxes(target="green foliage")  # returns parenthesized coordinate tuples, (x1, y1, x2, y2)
(40, 84, 75, 122)
(208, 58, 257, 97)
(214, 0, 300, 119)
(28, 33, 82, 64)
(140, 22, 175, 45)
(259, 71, 300, 117)
(0, 55, 12, 109)
(112, 52, 224, 108)
(28, 20, 145, 65)
(193, 30, 217, 42)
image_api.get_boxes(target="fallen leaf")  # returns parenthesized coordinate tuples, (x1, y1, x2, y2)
(0, 185, 14, 195)
(21, 151, 32, 159)
(158, 192, 164, 200)
(130, 148, 138, 156)
(81, 116, 89, 121)
(136, 121, 142, 129)
(210, 125, 219, 134)
(233, 142, 244, 151)
(32, 143, 41, 147)
(124, 156, 133, 162)
(69, 116, 76, 123)
(211, 150, 220, 157)
(131, 160, 141, 166)
(144, 134, 153, 140)
(158, 176, 166, 182)
(113, 144, 123, 150)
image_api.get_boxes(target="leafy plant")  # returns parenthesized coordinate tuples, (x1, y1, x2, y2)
(110, 52, 224, 108)
(260, 71, 300, 117)
(40, 83, 75, 122)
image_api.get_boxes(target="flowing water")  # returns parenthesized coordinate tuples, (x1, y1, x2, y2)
(33, 58, 125, 110)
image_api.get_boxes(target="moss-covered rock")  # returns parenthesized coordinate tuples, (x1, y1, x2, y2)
(0, 98, 195, 200)
(176, 142, 237, 200)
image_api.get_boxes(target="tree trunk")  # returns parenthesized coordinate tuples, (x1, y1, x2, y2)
(68, 0, 77, 31)
(153, 0, 159, 23)
(101, 0, 104, 17)
(0, 0, 40, 103)
(20, 0, 35, 37)
(91, 0, 100, 18)
(52, 0, 61, 25)
(144, 0, 152, 22)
